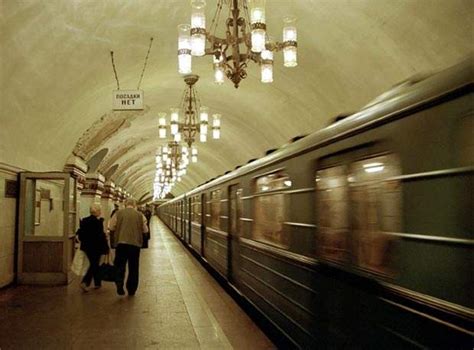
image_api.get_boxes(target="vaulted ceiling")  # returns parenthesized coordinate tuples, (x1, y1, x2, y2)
(1, 0, 472, 199)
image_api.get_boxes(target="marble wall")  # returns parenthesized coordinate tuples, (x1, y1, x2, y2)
(0, 166, 18, 287)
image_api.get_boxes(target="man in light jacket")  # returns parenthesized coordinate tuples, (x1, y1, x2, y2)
(108, 198, 148, 296)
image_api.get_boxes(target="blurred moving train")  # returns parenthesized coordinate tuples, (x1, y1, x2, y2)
(158, 58, 473, 349)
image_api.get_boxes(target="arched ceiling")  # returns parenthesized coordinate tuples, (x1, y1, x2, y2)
(1, 0, 472, 199)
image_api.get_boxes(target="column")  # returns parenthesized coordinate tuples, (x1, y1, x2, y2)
(80, 173, 105, 220)
(101, 180, 115, 228)
(63, 155, 87, 232)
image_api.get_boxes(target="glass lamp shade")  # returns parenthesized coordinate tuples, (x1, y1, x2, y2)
(191, 9, 205, 28)
(283, 26, 297, 42)
(159, 128, 166, 139)
(251, 29, 265, 53)
(212, 114, 221, 127)
(199, 106, 209, 122)
(249, 0, 266, 24)
(200, 124, 208, 135)
(170, 108, 179, 120)
(261, 49, 273, 83)
(178, 54, 192, 74)
(261, 49, 273, 60)
(212, 114, 221, 139)
(178, 24, 192, 74)
(174, 133, 182, 142)
(191, 35, 206, 56)
(214, 65, 225, 84)
(170, 109, 179, 135)
(178, 24, 191, 50)
(200, 133, 207, 142)
(158, 113, 167, 138)
(282, 16, 297, 67)
(192, 155, 198, 163)
(191, 1, 206, 56)
(283, 46, 297, 67)
(261, 63, 273, 83)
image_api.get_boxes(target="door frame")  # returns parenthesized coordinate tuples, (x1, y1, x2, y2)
(17, 172, 75, 284)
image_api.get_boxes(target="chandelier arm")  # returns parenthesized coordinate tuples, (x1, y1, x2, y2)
(209, 0, 223, 35)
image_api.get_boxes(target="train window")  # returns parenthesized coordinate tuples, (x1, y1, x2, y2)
(315, 166, 350, 264)
(209, 189, 221, 229)
(349, 154, 401, 276)
(229, 187, 242, 236)
(253, 171, 290, 248)
(255, 172, 292, 192)
(192, 196, 201, 223)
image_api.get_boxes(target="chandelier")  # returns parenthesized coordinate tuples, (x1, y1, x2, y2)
(153, 141, 192, 199)
(158, 74, 221, 147)
(177, 0, 298, 88)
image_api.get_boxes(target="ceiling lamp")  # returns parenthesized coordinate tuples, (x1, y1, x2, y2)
(153, 143, 191, 199)
(158, 74, 221, 147)
(177, 0, 298, 88)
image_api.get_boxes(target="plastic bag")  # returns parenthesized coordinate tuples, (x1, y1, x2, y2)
(71, 249, 90, 276)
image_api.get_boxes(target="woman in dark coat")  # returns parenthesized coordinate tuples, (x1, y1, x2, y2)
(77, 203, 109, 291)
(142, 208, 152, 248)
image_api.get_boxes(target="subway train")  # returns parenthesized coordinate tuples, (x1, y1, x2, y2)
(158, 58, 473, 349)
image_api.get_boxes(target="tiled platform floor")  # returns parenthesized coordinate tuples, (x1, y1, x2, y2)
(0, 217, 274, 349)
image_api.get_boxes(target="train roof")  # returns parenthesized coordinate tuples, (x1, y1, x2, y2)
(164, 57, 473, 204)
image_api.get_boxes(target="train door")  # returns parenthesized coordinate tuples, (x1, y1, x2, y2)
(201, 192, 206, 257)
(180, 200, 184, 238)
(228, 184, 242, 285)
(178, 201, 182, 238)
(186, 197, 191, 244)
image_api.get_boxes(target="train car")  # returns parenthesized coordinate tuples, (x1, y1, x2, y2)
(158, 58, 473, 349)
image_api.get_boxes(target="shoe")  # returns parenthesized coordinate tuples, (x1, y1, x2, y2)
(116, 285, 125, 296)
(80, 283, 89, 292)
(94, 285, 102, 289)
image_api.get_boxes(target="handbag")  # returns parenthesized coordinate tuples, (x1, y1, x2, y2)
(98, 254, 118, 282)
(71, 249, 90, 277)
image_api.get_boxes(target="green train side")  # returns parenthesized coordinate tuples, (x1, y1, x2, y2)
(158, 58, 473, 349)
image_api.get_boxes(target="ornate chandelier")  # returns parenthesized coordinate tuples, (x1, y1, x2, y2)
(153, 141, 191, 199)
(158, 74, 221, 147)
(177, 0, 298, 88)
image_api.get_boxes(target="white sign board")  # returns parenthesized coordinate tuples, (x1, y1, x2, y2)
(112, 90, 144, 110)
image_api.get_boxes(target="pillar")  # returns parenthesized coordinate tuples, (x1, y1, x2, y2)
(80, 173, 105, 219)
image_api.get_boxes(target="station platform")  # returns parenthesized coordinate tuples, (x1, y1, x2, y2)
(0, 217, 274, 349)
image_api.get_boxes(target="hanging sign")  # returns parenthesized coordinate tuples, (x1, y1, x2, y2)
(112, 90, 144, 110)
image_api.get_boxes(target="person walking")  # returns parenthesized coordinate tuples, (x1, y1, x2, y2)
(77, 203, 109, 292)
(108, 198, 149, 296)
(142, 207, 152, 248)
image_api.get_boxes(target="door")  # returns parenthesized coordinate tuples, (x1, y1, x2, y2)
(17, 172, 77, 284)
(201, 192, 206, 257)
(186, 197, 192, 244)
(228, 185, 242, 284)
